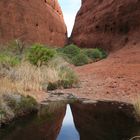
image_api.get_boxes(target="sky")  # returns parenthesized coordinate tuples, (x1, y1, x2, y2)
(58, 0, 81, 37)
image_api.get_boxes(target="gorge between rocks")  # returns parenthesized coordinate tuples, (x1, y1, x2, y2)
(0, 0, 140, 140)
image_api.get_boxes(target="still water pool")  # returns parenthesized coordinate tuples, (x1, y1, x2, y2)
(0, 100, 140, 140)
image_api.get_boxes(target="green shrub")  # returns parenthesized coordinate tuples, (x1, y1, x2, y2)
(57, 45, 107, 66)
(0, 53, 20, 67)
(83, 48, 108, 62)
(61, 44, 81, 59)
(83, 48, 103, 60)
(27, 44, 56, 66)
(98, 48, 108, 59)
(72, 53, 89, 66)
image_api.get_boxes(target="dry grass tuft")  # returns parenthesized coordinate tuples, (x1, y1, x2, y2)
(46, 56, 68, 83)
(0, 57, 78, 98)
(0, 78, 17, 95)
(10, 62, 48, 92)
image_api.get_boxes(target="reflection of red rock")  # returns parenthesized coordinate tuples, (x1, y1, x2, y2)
(71, 101, 139, 140)
(71, 0, 140, 51)
(0, 0, 67, 47)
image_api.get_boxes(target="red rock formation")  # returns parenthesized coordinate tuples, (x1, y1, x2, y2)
(0, 0, 67, 47)
(71, 0, 140, 51)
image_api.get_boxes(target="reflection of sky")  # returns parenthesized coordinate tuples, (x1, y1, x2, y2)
(57, 104, 80, 140)
(58, 0, 81, 37)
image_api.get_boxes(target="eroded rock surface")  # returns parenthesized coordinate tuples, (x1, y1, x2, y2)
(0, 0, 67, 46)
(71, 0, 140, 51)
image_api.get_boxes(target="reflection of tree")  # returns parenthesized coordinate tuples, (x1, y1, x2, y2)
(0, 104, 66, 140)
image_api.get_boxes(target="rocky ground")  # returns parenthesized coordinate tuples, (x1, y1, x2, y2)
(50, 43, 140, 103)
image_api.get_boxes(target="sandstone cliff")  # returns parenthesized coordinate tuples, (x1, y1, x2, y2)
(0, 0, 67, 46)
(71, 0, 140, 51)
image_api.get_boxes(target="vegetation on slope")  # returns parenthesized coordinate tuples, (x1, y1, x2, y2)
(0, 40, 107, 125)
(57, 44, 108, 66)
(0, 41, 79, 125)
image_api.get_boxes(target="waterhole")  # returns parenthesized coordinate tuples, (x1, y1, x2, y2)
(0, 100, 140, 140)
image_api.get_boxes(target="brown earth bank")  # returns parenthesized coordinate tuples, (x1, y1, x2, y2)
(71, 0, 140, 51)
(51, 43, 140, 103)
(0, 0, 67, 46)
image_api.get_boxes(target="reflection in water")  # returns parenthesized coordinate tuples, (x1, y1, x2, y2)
(0, 101, 140, 140)
(57, 104, 80, 140)
(0, 102, 66, 140)
(71, 101, 140, 140)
